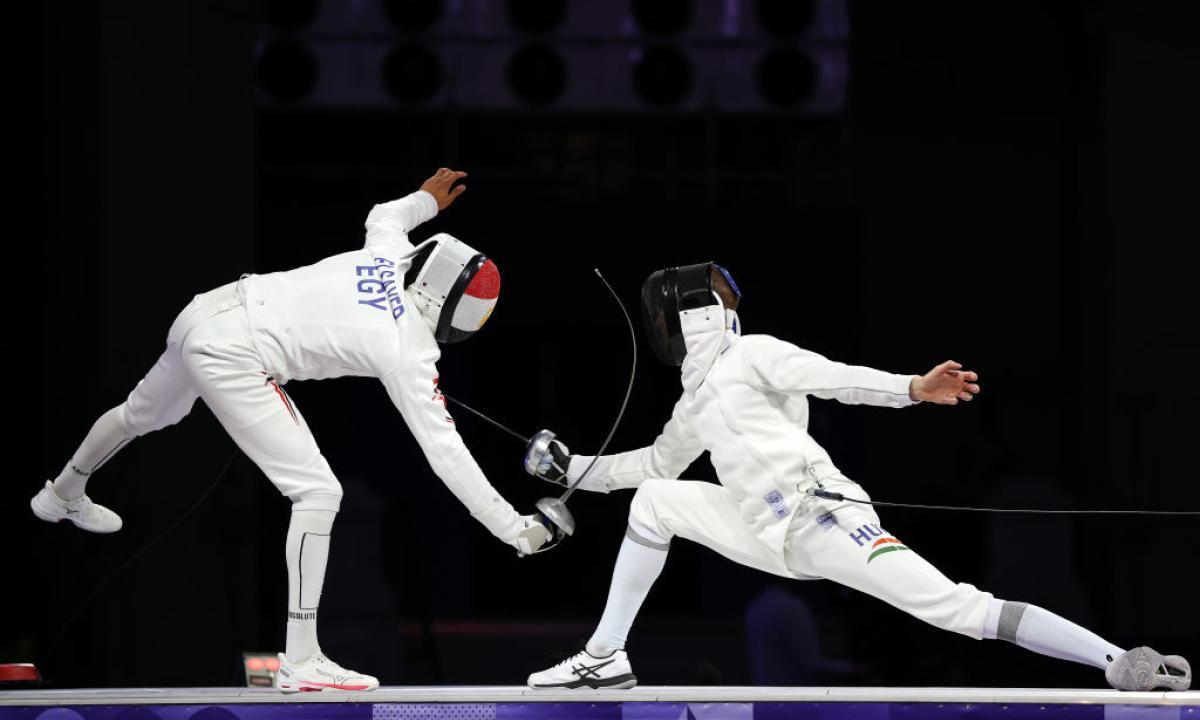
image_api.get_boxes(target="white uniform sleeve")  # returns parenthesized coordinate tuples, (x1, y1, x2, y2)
(364, 190, 439, 252)
(565, 396, 705, 493)
(745, 336, 917, 407)
(380, 354, 525, 543)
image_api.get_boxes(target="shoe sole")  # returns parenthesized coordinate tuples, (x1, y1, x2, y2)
(278, 683, 378, 693)
(1107, 647, 1192, 691)
(530, 674, 638, 690)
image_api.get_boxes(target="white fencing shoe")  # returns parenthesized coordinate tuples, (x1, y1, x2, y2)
(1106, 647, 1191, 691)
(275, 652, 379, 693)
(528, 648, 637, 689)
(31, 481, 122, 533)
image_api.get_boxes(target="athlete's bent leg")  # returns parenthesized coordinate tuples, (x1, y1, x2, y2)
(36, 287, 235, 526)
(598, 479, 791, 653)
(529, 479, 788, 690)
(34, 344, 200, 532)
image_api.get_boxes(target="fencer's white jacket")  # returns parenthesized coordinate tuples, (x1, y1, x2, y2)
(567, 302, 918, 556)
(236, 190, 524, 543)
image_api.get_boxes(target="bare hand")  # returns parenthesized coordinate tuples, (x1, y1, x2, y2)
(910, 360, 980, 405)
(419, 167, 468, 211)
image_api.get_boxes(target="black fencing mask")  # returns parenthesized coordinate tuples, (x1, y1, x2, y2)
(640, 262, 741, 366)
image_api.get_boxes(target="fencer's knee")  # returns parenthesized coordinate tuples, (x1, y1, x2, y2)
(119, 380, 196, 437)
(629, 479, 675, 542)
(120, 398, 169, 437)
(113, 404, 136, 437)
(287, 476, 343, 513)
(629, 480, 668, 524)
(920, 583, 995, 640)
(290, 491, 342, 513)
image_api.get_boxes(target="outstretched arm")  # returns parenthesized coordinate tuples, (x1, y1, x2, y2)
(745, 336, 914, 406)
(380, 352, 526, 544)
(364, 168, 468, 251)
(745, 336, 978, 408)
(549, 396, 706, 493)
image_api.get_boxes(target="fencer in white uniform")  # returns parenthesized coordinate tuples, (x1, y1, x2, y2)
(524, 262, 1191, 692)
(32, 169, 560, 692)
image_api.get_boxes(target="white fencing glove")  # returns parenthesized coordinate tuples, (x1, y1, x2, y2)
(511, 513, 564, 557)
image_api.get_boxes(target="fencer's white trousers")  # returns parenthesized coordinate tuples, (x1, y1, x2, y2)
(628, 477, 993, 639)
(116, 280, 343, 511)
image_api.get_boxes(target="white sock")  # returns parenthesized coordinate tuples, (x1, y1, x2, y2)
(586, 526, 670, 656)
(285, 508, 336, 663)
(985, 600, 1125, 670)
(53, 407, 132, 500)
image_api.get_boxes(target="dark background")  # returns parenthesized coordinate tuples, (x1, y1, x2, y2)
(10, 0, 1198, 689)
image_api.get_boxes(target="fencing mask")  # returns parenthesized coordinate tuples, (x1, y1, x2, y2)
(404, 233, 500, 343)
(640, 262, 741, 366)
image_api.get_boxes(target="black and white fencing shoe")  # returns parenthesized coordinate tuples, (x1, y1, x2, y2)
(1106, 646, 1191, 691)
(528, 648, 637, 690)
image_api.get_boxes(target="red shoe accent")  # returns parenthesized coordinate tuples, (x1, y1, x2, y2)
(298, 681, 371, 691)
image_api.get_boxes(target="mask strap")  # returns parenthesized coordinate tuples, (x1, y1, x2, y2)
(713, 264, 742, 301)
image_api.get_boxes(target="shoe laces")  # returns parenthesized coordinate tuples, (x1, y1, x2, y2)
(50, 486, 90, 510)
(546, 648, 590, 670)
(313, 654, 350, 674)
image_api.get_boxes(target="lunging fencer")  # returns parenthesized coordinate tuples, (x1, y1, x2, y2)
(523, 262, 1191, 691)
(32, 168, 562, 692)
